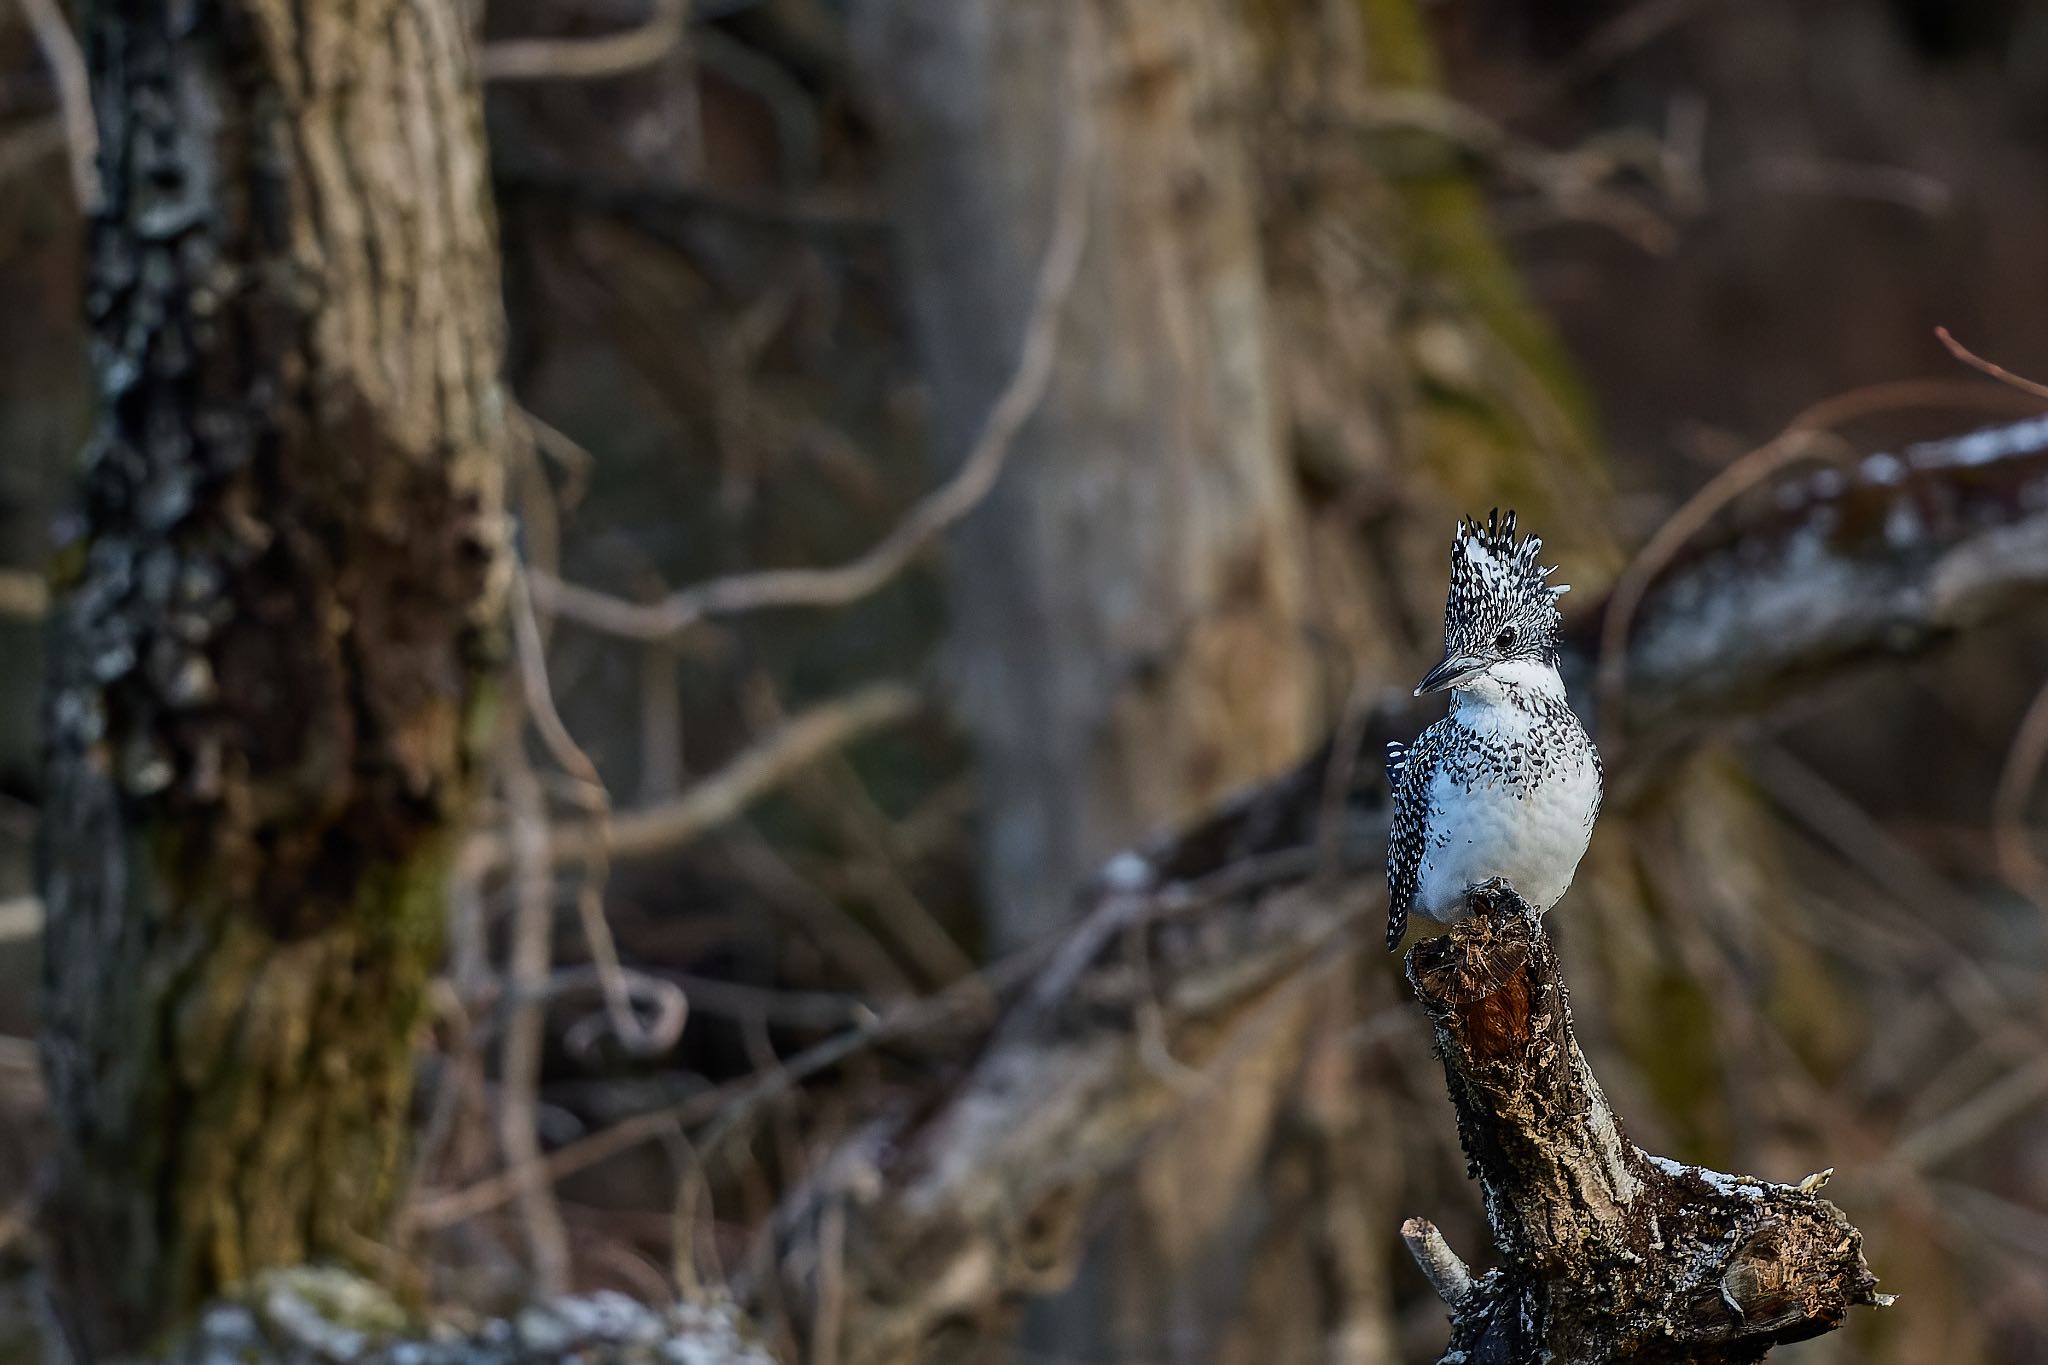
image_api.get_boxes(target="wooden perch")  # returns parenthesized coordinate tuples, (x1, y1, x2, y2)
(1402, 884, 1887, 1364)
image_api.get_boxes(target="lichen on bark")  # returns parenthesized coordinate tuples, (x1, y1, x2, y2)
(37, 2, 513, 1356)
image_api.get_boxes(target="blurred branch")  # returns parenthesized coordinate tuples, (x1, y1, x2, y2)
(462, 679, 923, 874)
(509, 563, 665, 1057)
(1327, 92, 1691, 253)
(1508, 0, 1726, 118)
(13, 0, 97, 210)
(410, 940, 1051, 1233)
(1936, 326, 2048, 403)
(529, 76, 1093, 641)
(497, 733, 575, 1296)
(1595, 406, 2048, 765)
(1892, 1052, 2048, 1172)
(481, 0, 688, 83)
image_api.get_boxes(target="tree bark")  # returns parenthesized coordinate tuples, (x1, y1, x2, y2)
(1403, 885, 1885, 1363)
(38, 2, 511, 1356)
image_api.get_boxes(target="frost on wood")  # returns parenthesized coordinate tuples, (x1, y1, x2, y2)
(1606, 416, 2048, 739)
(160, 1268, 773, 1365)
(1402, 887, 1887, 1364)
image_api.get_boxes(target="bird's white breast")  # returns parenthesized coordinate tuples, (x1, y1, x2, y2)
(1413, 700, 1599, 923)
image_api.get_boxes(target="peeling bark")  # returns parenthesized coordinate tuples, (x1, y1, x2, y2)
(38, 2, 511, 1356)
(1402, 885, 1885, 1363)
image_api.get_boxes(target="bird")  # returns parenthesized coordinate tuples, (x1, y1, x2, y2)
(1385, 510, 1602, 950)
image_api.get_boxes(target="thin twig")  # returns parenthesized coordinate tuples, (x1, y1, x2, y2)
(499, 730, 575, 1296)
(464, 679, 922, 875)
(1892, 1053, 2048, 1171)
(748, 674, 976, 988)
(1935, 326, 2048, 403)
(529, 87, 1093, 642)
(14, 0, 97, 211)
(540, 964, 691, 1059)
(1509, 0, 1725, 118)
(1401, 1217, 1473, 1305)
(481, 0, 689, 83)
(809, 1196, 847, 1365)
(511, 562, 658, 1056)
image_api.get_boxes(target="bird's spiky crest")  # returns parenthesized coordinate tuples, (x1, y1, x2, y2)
(1448, 508, 1567, 629)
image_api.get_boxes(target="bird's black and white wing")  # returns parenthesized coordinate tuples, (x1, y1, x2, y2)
(1385, 725, 1447, 951)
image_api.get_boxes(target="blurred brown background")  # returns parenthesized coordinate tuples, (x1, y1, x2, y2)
(4, 0, 2048, 1361)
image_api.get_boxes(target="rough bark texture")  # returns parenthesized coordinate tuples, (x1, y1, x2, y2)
(765, 418, 2048, 1363)
(38, 2, 510, 1356)
(857, 0, 1319, 952)
(1403, 885, 1884, 1363)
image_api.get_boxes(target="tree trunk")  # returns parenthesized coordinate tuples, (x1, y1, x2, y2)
(856, 0, 1322, 954)
(37, 3, 511, 1356)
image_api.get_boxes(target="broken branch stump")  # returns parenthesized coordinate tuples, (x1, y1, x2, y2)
(1402, 887, 1888, 1364)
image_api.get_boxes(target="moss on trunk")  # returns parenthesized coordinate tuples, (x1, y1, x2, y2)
(38, 3, 513, 1355)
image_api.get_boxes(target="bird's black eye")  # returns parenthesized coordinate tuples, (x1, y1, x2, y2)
(1494, 626, 1518, 652)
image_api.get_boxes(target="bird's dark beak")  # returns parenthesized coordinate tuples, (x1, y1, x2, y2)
(1414, 654, 1485, 697)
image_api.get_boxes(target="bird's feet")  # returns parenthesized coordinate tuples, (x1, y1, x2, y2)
(1464, 877, 1524, 918)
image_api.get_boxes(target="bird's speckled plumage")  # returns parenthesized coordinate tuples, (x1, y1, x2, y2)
(1386, 512, 1602, 949)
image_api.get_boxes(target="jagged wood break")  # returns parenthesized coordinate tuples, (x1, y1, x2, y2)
(1402, 886, 1886, 1364)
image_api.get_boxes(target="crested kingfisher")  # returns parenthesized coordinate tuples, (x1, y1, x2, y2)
(1385, 511, 1602, 950)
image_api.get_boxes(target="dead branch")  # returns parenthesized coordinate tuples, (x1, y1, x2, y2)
(1402, 885, 1884, 1363)
(499, 731, 575, 1296)
(461, 679, 924, 874)
(1595, 389, 2048, 757)
(1593, 413, 2048, 761)
(1936, 326, 2048, 403)
(481, 0, 689, 83)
